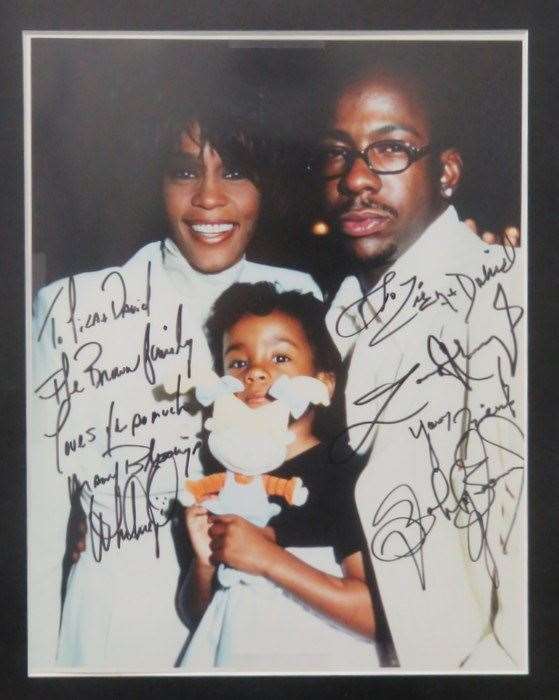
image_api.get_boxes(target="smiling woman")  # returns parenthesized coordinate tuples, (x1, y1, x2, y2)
(157, 78, 286, 274)
(162, 126, 262, 274)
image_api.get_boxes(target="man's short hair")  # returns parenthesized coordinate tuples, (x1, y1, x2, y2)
(312, 44, 468, 154)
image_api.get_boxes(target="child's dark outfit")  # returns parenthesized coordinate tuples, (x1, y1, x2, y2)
(180, 443, 380, 671)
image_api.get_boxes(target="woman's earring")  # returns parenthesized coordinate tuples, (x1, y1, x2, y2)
(441, 185, 453, 198)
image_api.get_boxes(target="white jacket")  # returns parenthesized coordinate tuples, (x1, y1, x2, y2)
(328, 207, 526, 671)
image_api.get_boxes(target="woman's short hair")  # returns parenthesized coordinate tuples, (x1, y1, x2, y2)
(156, 77, 289, 245)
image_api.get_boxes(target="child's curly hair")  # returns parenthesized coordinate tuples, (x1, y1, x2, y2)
(205, 282, 341, 378)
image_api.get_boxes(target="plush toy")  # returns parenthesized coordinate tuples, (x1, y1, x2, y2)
(169, 369, 330, 587)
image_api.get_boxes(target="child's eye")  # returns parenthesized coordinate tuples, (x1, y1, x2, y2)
(273, 354, 291, 364)
(228, 359, 247, 370)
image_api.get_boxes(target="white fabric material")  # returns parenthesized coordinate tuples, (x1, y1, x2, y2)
(204, 472, 281, 588)
(205, 393, 293, 474)
(195, 374, 244, 407)
(269, 375, 331, 419)
(180, 546, 379, 672)
(329, 207, 526, 671)
(28, 239, 321, 673)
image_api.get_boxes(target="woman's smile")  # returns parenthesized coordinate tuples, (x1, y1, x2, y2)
(187, 220, 237, 244)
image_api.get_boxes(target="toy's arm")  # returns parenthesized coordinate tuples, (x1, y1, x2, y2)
(262, 474, 308, 506)
(183, 473, 226, 505)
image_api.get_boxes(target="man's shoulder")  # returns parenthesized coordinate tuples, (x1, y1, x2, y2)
(241, 260, 322, 299)
(398, 217, 524, 319)
(427, 222, 524, 302)
(419, 216, 522, 279)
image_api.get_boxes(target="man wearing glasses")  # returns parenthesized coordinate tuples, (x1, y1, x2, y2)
(318, 63, 526, 671)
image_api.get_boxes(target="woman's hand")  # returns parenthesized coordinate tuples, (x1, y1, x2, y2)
(185, 505, 213, 566)
(208, 515, 277, 576)
(66, 513, 87, 563)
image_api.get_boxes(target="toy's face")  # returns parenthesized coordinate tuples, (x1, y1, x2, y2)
(199, 374, 331, 476)
(223, 310, 317, 408)
(206, 393, 293, 476)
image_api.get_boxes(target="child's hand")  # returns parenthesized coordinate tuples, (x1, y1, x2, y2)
(208, 515, 277, 576)
(184, 505, 213, 567)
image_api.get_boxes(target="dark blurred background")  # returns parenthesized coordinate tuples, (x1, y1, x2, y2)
(32, 39, 522, 293)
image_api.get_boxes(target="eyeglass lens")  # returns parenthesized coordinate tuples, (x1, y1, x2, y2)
(318, 142, 412, 177)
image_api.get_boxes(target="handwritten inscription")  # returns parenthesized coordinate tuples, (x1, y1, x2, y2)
(334, 241, 524, 590)
(33, 261, 202, 560)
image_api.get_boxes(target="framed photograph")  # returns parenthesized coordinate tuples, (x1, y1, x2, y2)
(25, 31, 527, 677)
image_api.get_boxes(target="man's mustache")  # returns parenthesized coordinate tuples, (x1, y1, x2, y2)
(336, 196, 398, 219)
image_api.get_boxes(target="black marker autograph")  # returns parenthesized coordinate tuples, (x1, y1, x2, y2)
(335, 244, 523, 591)
(334, 240, 517, 347)
(37, 263, 152, 351)
(86, 436, 200, 562)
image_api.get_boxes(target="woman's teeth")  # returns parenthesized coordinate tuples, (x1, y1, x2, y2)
(191, 223, 234, 237)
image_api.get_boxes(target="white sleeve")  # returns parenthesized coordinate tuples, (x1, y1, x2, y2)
(28, 285, 71, 672)
(298, 273, 323, 302)
(244, 262, 323, 302)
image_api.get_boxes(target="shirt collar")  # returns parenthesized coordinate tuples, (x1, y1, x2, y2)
(162, 237, 246, 283)
(161, 237, 246, 319)
(390, 205, 461, 281)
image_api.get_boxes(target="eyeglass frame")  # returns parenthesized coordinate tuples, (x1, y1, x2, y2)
(311, 139, 433, 178)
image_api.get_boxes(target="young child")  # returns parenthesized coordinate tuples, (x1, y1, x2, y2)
(179, 282, 379, 671)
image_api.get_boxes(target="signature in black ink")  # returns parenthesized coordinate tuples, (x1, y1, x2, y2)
(142, 304, 192, 385)
(417, 282, 524, 387)
(35, 352, 85, 472)
(374, 402, 524, 590)
(37, 263, 152, 351)
(101, 262, 151, 321)
(86, 438, 191, 562)
(362, 267, 524, 590)
(335, 272, 421, 349)
(330, 362, 429, 463)
(74, 341, 141, 389)
(371, 484, 436, 589)
(446, 242, 516, 322)
(104, 381, 193, 459)
(335, 239, 517, 347)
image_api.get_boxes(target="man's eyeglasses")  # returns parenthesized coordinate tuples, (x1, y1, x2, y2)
(311, 140, 432, 178)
